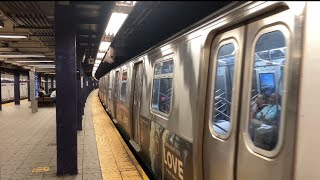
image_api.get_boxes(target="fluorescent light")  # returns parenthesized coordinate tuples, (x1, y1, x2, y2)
(17, 61, 54, 63)
(30, 65, 55, 67)
(105, 12, 128, 36)
(99, 42, 111, 52)
(94, 64, 99, 67)
(97, 53, 105, 59)
(0, 35, 27, 39)
(0, 54, 45, 58)
(95, 60, 101, 64)
(116, 1, 136, 7)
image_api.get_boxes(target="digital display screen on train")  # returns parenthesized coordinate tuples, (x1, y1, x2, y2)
(259, 73, 275, 97)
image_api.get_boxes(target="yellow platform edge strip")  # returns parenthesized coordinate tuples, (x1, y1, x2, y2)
(91, 91, 149, 180)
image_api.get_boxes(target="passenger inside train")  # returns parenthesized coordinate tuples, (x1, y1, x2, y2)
(249, 30, 286, 150)
(250, 94, 267, 119)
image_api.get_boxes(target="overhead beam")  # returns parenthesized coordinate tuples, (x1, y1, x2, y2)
(13, 25, 54, 30)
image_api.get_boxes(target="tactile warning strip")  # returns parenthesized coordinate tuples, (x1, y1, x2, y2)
(91, 91, 149, 180)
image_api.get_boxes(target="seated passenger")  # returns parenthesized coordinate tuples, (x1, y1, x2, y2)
(50, 88, 56, 103)
(256, 93, 281, 126)
(250, 94, 266, 118)
(38, 86, 47, 97)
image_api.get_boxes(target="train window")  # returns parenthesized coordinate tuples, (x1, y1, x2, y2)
(120, 71, 127, 101)
(151, 58, 174, 114)
(248, 30, 286, 151)
(211, 43, 236, 137)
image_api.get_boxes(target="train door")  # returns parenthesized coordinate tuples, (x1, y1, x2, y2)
(130, 62, 144, 151)
(113, 71, 120, 122)
(105, 75, 109, 109)
(236, 9, 297, 180)
(203, 26, 245, 180)
(107, 74, 112, 112)
(203, 8, 299, 180)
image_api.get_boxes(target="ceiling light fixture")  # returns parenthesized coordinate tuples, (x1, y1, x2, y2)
(16, 61, 54, 63)
(0, 35, 28, 39)
(97, 53, 105, 59)
(0, 54, 45, 58)
(29, 65, 55, 67)
(116, 1, 137, 7)
(0, 21, 4, 28)
(99, 42, 111, 52)
(105, 12, 128, 36)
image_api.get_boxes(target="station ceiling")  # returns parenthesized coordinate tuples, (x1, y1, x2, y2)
(94, 1, 232, 79)
(0, 1, 232, 78)
(0, 1, 114, 77)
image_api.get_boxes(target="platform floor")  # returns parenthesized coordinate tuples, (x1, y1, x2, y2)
(0, 90, 147, 180)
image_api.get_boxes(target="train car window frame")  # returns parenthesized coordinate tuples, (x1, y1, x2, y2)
(209, 38, 239, 140)
(150, 54, 175, 118)
(245, 24, 290, 158)
(120, 69, 128, 102)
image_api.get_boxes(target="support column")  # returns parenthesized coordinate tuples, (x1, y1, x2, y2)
(0, 69, 2, 110)
(45, 76, 49, 93)
(29, 69, 38, 113)
(51, 77, 54, 89)
(27, 73, 31, 101)
(38, 73, 41, 89)
(14, 72, 20, 105)
(80, 68, 84, 116)
(55, 2, 78, 176)
(76, 57, 82, 130)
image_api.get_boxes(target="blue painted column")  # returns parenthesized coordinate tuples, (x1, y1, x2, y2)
(51, 77, 54, 89)
(76, 57, 82, 130)
(14, 72, 20, 105)
(38, 73, 41, 90)
(55, 2, 78, 176)
(45, 76, 49, 93)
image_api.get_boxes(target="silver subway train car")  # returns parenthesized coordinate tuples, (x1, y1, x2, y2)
(98, 2, 320, 180)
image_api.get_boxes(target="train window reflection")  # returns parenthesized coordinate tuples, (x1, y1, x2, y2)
(212, 43, 236, 137)
(151, 59, 174, 115)
(249, 30, 285, 151)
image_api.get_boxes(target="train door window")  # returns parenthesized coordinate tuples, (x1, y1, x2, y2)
(211, 42, 237, 138)
(248, 30, 286, 151)
(151, 58, 174, 115)
(120, 71, 127, 102)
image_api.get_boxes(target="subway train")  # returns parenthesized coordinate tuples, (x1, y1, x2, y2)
(98, 2, 319, 180)
(1, 72, 28, 103)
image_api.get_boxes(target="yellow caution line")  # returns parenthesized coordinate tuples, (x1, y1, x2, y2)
(91, 90, 149, 180)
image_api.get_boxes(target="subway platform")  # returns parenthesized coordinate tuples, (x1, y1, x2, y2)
(0, 90, 148, 180)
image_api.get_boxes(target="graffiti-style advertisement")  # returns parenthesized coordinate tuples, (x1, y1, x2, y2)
(164, 131, 193, 180)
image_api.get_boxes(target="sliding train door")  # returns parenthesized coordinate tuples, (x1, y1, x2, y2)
(113, 71, 120, 122)
(236, 8, 299, 180)
(203, 26, 245, 180)
(130, 62, 144, 151)
(203, 5, 301, 180)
